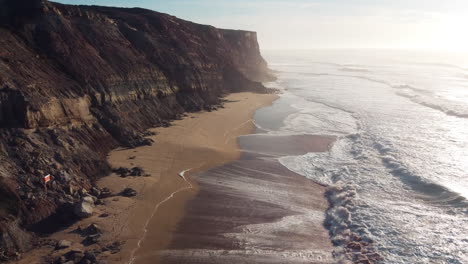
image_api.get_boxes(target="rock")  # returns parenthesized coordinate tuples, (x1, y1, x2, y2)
(82, 195, 97, 204)
(112, 167, 131, 177)
(58, 171, 73, 183)
(55, 256, 67, 264)
(83, 224, 101, 236)
(90, 187, 101, 197)
(79, 189, 88, 196)
(82, 234, 101, 246)
(65, 249, 85, 263)
(134, 137, 153, 147)
(113, 167, 145, 177)
(120, 188, 137, 197)
(99, 188, 112, 199)
(74, 198, 95, 218)
(142, 131, 156, 137)
(56, 240, 72, 250)
(81, 195, 97, 205)
(67, 184, 75, 195)
(129, 167, 144, 176)
(83, 251, 97, 262)
(102, 241, 122, 254)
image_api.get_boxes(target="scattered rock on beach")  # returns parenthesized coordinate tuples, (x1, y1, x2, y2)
(82, 234, 101, 246)
(113, 167, 146, 177)
(90, 187, 101, 197)
(136, 137, 154, 146)
(120, 188, 137, 197)
(112, 167, 130, 177)
(129, 167, 144, 176)
(56, 240, 72, 250)
(99, 188, 112, 199)
(74, 197, 95, 218)
(142, 131, 156, 137)
(102, 241, 123, 254)
(64, 249, 84, 263)
(82, 224, 101, 236)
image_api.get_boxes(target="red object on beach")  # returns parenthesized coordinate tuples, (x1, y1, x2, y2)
(43, 174, 51, 183)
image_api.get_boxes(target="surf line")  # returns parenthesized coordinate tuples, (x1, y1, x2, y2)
(128, 166, 198, 264)
(223, 118, 254, 145)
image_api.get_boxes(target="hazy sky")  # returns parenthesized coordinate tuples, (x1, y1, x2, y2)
(55, 0, 468, 51)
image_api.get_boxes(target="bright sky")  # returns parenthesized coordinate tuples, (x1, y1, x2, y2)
(54, 0, 468, 51)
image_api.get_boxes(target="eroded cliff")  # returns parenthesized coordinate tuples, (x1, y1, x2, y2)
(0, 0, 274, 259)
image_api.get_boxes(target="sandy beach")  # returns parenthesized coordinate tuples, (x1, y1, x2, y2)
(14, 91, 336, 264)
(155, 135, 336, 264)
(12, 92, 277, 264)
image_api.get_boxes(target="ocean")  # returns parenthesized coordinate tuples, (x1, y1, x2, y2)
(258, 50, 468, 264)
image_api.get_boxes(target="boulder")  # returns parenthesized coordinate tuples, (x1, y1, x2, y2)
(90, 187, 101, 197)
(82, 224, 101, 236)
(57, 170, 73, 183)
(82, 234, 101, 246)
(112, 167, 131, 177)
(83, 195, 97, 204)
(74, 198, 95, 218)
(64, 249, 84, 263)
(120, 188, 137, 197)
(129, 167, 144, 176)
(56, 240, 72, 250)
(99, 188, 112, 199)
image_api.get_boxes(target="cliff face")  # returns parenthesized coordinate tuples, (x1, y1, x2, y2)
(0, 0, 274, 257)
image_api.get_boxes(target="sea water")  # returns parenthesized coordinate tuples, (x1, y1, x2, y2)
(259, 50, 468, 264)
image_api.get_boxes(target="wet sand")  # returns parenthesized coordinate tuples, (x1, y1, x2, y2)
(143, 135, 337, 263)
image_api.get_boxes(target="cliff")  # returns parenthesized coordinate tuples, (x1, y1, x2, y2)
(0, 0, 274, 259)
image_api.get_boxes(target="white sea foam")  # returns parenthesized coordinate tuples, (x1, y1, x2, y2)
(265, 50, 468, 264)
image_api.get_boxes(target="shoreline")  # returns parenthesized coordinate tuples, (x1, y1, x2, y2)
(12, 92, 278, 264)
(102, 92, 279, 264)
(156, 134, 336, 263)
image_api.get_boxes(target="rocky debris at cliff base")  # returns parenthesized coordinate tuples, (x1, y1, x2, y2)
(101, 241, 123, 254)
(112, 167, 147, 177)
(135, 137, 154, 146)
(81, 223, 101, 236)
(73, 196, 95, 218)
(0, 250, 21, 262)
(82, 234, 101, 246)
(98, 188, 112, 199)
(120, 188, 137, 197)
(141, 130, 157, 137)
(56, 240, 72, 250)
(52, 241, 121, 264)
(54, 248, 99, 264)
